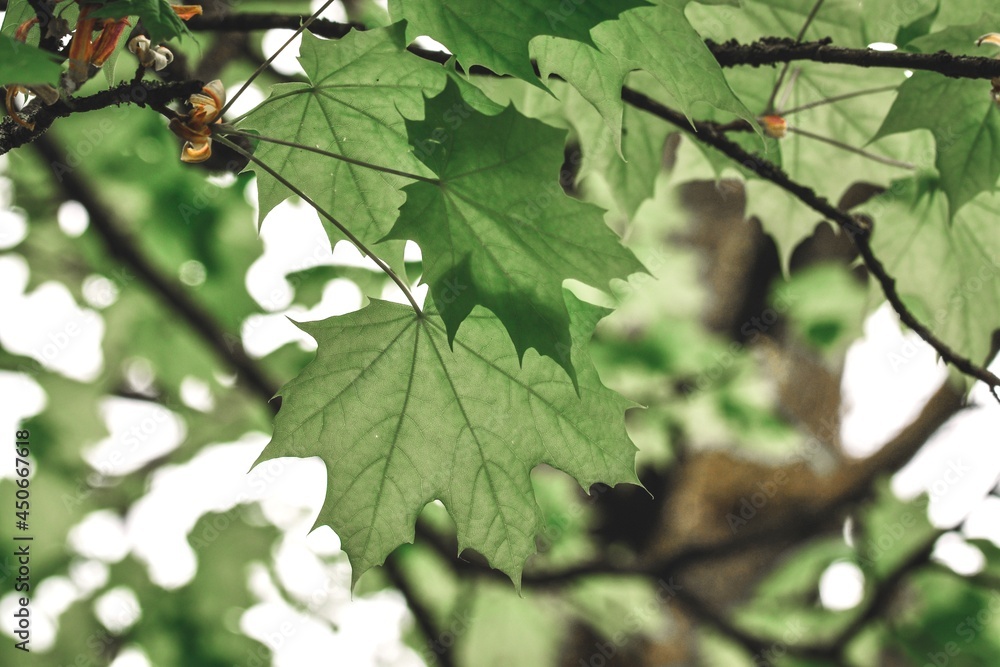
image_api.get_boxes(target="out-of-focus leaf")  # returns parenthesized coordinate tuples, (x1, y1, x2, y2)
(0, 34, 62, 86)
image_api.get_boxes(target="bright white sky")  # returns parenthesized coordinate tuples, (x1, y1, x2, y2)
(1, 7, 999, 665)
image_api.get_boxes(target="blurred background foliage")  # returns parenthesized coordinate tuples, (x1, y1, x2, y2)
(2, 0, 1000, 666)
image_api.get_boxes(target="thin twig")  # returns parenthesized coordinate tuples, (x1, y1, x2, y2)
(30, 134, 281, 408)
(214, 134, 423, 314)
(619, 86, 1000, 395)
(764, 0, 826, 114)
(780, 84, 899, 117)
(775, 66, 801, 113)
(219, 0, 338, 118)
(217, 127, 440, 184)
(786, 126, 915, 169)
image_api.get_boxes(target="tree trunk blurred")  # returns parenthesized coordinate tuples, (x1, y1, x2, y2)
(558, 177, 963, 665)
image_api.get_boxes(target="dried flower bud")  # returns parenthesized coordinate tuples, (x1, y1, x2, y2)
(760, 114, 788, 139)
(169, 81, 228, 163)
(128, 35, 174, 71)
(976, 33, 1000, 50)
(170, 5, 204, 21)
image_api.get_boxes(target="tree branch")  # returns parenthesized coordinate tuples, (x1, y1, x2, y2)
(384, 553, 458, 667)
(417, 375, 962, 589)
(186, 12, 1000, 392)
(188, 13, 360, 40)
(1, 79, 202, 156)
(26, 0, 61, 54)
(619, 86, 1000, 394)
(29, 133, 281, 409)
(709, 37, 1000, 80)
(187, 13, 1000, 80)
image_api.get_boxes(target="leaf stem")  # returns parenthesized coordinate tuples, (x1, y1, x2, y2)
(786, 126, 915, 169)
(764, 0, 826, 114)
(775, 67, 801, 114)
(217, 126, 441, 184)
(218, 0, 338, 118)
(780, 84, 899, 117)
(214, 134, 423, 315)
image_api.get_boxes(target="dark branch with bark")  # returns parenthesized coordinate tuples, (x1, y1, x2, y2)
(708, 37, 1000, 79)
(1, 79, 202, 155)
(3, 7, 994, 663)
(187, 13, 1000, 80)
(618, 86, 1000, 394)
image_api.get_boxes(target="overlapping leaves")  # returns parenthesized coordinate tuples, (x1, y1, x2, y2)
(257, 294, 638, 587)
(238, 23, 645, 583)
(874, 18, 1000, 218)
(238, 25, 448, 269)
(387, 0, 648, 85)
(388, 80, 643, 378)
(859, 176, 1000, 367)
(534, 2, 757, 155)
(240, 0, 1000, 590)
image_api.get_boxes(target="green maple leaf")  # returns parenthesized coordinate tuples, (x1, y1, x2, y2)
(532, 35, 628, 153)
(257, 293, 639, 587)
(536, 3, 757, 156)
(474, 73, 671, 218)
(90, 0, 188, 43)
(238, 26, 450, 267)
(387, 79, 644, 379)
(387, 0, 647, 85)
(860, 176, 1000, 366)
(873, 72, 1000, 219)
(869, 16, 1000, 219)
(576, 79, 675, 218)
(683, 1, 927, 269)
